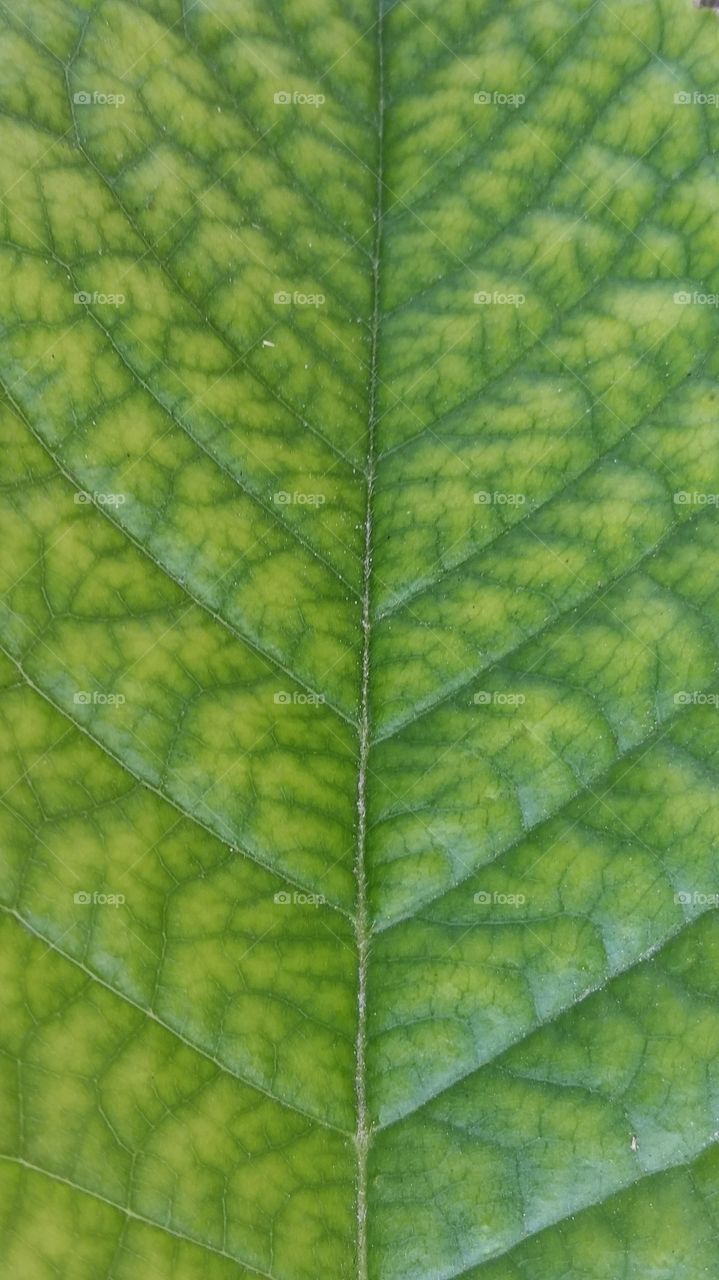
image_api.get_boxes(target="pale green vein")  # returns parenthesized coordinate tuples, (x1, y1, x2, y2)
(0, 905, 351, 1133)
(371, 501, 716, 746)
(375, 903, 714, 1130)
(0, 646, 354, 917)
(1, 378, 358, 727)
(0, 1153, 279, 1280)
(371, 667, 719, 934)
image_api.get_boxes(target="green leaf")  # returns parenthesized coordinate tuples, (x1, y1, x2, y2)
(2, 1, 719, 1277)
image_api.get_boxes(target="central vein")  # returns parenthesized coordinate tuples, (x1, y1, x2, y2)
(354, 2, 387, 1276)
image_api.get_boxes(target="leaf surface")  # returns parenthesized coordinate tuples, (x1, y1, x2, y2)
(2, 1, 719, 1278)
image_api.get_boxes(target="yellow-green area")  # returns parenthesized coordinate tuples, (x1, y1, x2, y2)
(2, 1, 719, 1278)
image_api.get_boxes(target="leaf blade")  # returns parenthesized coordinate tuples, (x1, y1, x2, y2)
(3, 2, 719, 1279)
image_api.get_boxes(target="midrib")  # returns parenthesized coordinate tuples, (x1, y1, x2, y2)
(354, 2, 387, 1276)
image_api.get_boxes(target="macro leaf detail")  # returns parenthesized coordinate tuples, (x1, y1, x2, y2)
(2, 1, 719, 1278)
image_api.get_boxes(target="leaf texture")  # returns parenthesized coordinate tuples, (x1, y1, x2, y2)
(2, 1, 719, 1278)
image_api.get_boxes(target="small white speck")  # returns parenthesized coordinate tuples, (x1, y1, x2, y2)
(631, 1135, 639, 1152)
(262, 340, 275, 348)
